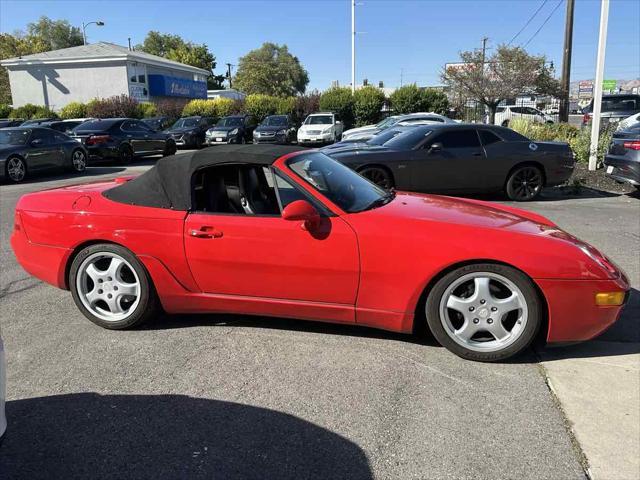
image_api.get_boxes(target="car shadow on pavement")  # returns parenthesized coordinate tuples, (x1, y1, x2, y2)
(0, 393, 373, 480)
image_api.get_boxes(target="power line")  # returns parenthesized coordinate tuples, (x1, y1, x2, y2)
(522, 0, 565, 49)
(508, 0, 549, 46)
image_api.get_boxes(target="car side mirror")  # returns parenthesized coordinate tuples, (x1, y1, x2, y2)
(282, 200, 320, 230)
(30, 138, 43, 146)
(429, 142, 443, 153)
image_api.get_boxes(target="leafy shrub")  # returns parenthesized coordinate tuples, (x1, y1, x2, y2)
(420, 88, 449, 115)
(182, 98, 238, 119)
(319, 87, 354, 127)
(59, 101, 87, 119)
(0, 104, 12, 118)
(510, 118, 579, 142)
(245, 94, 279, 122)
(569, 124, 615, 165)
(353, 86, 385, 126)
(294, 92, 320, 125)
(9, 103, 58, 120)
(86, 95, 141, 119)
(138, 102, 158, 118)
(276, 96, 296, 116)
(389, 84, 423, 114)
(155, 98, 189, 122)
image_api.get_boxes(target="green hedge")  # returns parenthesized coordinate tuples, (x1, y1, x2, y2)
(182, 98, 239, 119)
(245, 94, 278, 121)
(354, 86, 385, 126)
(138, 102, 158, 118)
(59, 101, 88, 119)
(389, 85, 449, 115)
(0, 104, 12, 118)
(9, 103, 58, 120)
(319, 87, 354, 127)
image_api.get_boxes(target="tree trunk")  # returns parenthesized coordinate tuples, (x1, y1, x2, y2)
(488, 104, 498, 125)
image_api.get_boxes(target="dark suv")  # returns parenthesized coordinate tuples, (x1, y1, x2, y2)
(583, 94, 640, 125)
(252, 115, 297, 144)
(164, 116, 216, 148)
(205, 115, 256, 145)
(71, 118, 177, 164)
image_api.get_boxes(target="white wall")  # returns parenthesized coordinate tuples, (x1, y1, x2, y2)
(6, 61, 129, 110)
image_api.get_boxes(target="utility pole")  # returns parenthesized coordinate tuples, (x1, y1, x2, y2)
(351, 0, 356, 93)
(559, 0, 575, 123)
(589, 0, 610, 171)
(480, 37, 488, 123)
(400, 68, 403, 87)
(226, 63, 233, 89)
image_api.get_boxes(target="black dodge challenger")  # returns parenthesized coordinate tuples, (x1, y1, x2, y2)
(325, 124, 575, 201)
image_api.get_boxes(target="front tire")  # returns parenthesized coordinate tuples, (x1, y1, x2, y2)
(425, 263, 541, 362)
(359, 166, 395, 190)
(118, 144, 134, 165)
(505, 165, 544, 201)
(163, 140, 177, 157)
(5, 156, 27, 183)
(69, 243, 160, 330)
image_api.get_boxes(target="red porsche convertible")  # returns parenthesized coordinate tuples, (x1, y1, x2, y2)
(11, 145, 629, 361)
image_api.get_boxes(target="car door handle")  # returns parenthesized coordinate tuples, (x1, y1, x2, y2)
(189, 226, 223, 239)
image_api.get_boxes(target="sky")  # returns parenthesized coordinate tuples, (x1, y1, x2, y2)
(1, 0, 639, 91)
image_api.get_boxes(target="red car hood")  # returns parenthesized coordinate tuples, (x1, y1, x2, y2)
(356, 192, 556, 235)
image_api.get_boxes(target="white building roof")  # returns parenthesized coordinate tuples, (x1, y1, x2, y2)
(0, 42, 210, 75)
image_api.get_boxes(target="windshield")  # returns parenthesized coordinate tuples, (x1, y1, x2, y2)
(172, 118, 199, 128)
(0, 130, 30, 145)
(375, 116, 398, 129)
(383, 127, 434, 150)
(366, 128, 406, 146)
(217, 117, 244, 127)
(261, 116, 287, 126)
(286, 152, 389, 213)
(305, 115, 332, 125)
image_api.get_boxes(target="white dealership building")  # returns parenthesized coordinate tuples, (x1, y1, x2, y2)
(1, 42, 210, 110)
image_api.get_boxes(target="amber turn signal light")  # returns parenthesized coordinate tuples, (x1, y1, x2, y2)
(595, 292, 625, 306)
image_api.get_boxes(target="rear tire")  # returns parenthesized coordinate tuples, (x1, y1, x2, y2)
(425, 263, 541, 362)
(69, 243, 160, 330)
(359, 166, 395, 190)
(505, 165, 544, 201)
(70, 149, 87, 173)
(118, 144, 134, 165)
(163, 140, 177, 157)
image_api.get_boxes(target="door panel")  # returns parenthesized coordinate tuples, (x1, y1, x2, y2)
(26, 130, 59, 170)
(184, 213, 360, 305)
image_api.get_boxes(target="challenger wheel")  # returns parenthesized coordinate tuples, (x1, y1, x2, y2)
(70, 244, 159, 330)
(425, 263, 541, 362)
(506, 165, 544, 201)
(70, 149, 87, 173)
(359, 166, 394, 190)
(502, 120, 510, 127)
(6, 156, 27, 183)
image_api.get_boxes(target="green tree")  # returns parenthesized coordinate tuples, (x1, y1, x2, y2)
(26, 16, 83, 50)
(389, 84, 423, 114)
(233, 42, 309, 97)
(420, 88, 449, 115)
(441, 44, 560, 124)
(137, 31, 225, 89)
(319, 87, 354, 127)
(353, 86, 385, 126)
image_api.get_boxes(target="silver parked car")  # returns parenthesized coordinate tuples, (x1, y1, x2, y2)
(604, 122, 640, 190)
(341, 112, 454, 142)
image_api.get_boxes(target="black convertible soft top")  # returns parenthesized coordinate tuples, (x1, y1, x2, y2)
(103, 144, 305, 210)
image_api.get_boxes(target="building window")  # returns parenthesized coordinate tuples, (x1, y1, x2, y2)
(128, 63, 147, 84)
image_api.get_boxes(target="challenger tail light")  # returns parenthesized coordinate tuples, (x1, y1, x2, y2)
(86, 135, 111, 146)
(623, 141, 640, 151)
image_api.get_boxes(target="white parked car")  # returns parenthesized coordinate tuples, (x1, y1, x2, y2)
(341, 112, 455, 142)
(297, 113, 343, 145)
(494, 106, 554, 127)
(0, 325, 5, 445)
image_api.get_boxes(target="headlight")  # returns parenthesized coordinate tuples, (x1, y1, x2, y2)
(230, 128, 238, 135)
(323, 127, 333, 134)
(205, 130, 213, 136)
(277, 129, 286, 135)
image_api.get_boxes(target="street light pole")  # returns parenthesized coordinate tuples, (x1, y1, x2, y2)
(82, 21, 105, 45)
(559, 0, 575, 123)
(588, 0, 609, 171)
(351, 0, 356, 93)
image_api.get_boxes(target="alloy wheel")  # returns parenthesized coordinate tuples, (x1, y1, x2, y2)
(72, 150, 87, 172)
(7, 157, 26, 182)
(361, 167, 393, 190)
(76, 252, 141, 322)
(437, 272, 528, 353)
(509, 166, 542, 200)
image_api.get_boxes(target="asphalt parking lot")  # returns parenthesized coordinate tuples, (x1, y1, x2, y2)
(0, 154, 637, 479)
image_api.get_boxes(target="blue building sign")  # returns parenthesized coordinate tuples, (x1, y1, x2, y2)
(148, 74, 207, 99)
